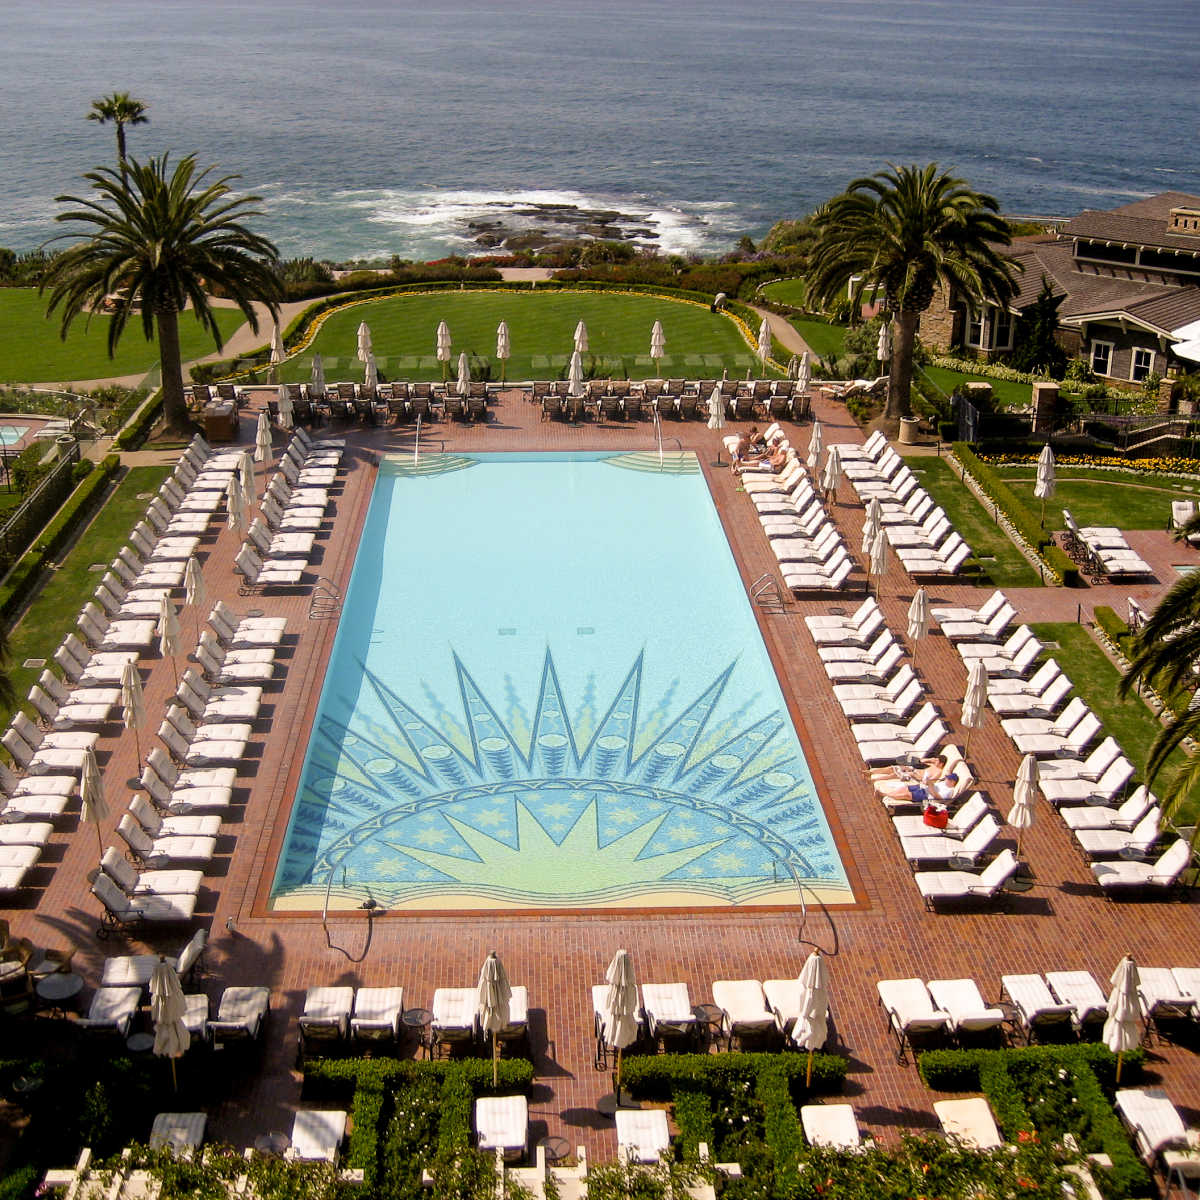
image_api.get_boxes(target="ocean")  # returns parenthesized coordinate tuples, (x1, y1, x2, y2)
(1, 0, 1197, 262)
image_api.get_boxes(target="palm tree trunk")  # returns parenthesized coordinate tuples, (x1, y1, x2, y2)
(156, 307, 190, 434)
(886, 310, 919, 421)
(116, 123, 127, 169)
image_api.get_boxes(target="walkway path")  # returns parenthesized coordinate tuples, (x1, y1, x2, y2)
(746, 302, 814, 359)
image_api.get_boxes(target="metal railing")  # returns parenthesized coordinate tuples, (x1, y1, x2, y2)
(309, 575, 342, 620)
(750, 572, 787, 613)
(0, 441, 82, 574)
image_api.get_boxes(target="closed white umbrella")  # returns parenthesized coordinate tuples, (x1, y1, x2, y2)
(121, 660, 145, 769)
(906, 587, 930, 671)
(363, 351, 378, 395)
(456, 351, 470, 398)
(602, 949, 639, 1106)
(574, 320, 589, 355)
(226, 477, 245, 533)
(80, 745, 107, 859)
(786, 354, 798, 380)
(496, 321, 510, 383)
(309, 353, 326, 401)
(706, 384, 726, 465)
(1010, 753, 1039, 858)
(821, 445, 842, 500)
(1034, 443, 1056, 527)
(861, 495, 881, 555)
(254, 409, 272, 465)
(791, 950, 830, 1086)
(869, 524, 888, 588)
(151, 956, 190, 1090)
(807, 419, 823, 473)
(184, 554, 206, 645)
(477, 951, 512, 1088)
(877, 320, 892, 365)
(567, 350, 584, 397)
(269, 323, 284, 366)
(757, 316, 772, 369)
(797, 351, 811, 393)
(1105, 955, 1141, 1081)
(238, 450, 255, 511)
(961, 659, 989, 755)
(356, 321, 372, 363)
(650, 320, 665, 369)
(436, 320, 452, 381)
(158, 595, 182, 685)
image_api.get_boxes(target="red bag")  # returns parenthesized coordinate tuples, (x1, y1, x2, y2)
(923, 805, 948, 829)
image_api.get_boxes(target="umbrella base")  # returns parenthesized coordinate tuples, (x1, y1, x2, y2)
(596, 1089, 637, 1116)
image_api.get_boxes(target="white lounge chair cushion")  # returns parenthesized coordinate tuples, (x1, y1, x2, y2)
(432, 986, 478, 1034)
(616, 1108, 670, 1163)
(351, 987, 405, 1037)
(475, 1096, 528, 1155)
(300, 986, 355, 1036)
(712, 979, 776, 1034)
(208, 985, 270, 1040)
(934, 1098, 1003, 1149)
(289, 1110, 347, 1162)
(800, 1104, 862, 1149)
(149, 1111, 207, 1153)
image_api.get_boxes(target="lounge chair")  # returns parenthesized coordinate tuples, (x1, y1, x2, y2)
(1044, 970, 1108, 1033)
(901, 812, 1000, 870)
(1040, 758, 1134, 807)
(475, 1096, 528, 1162)
(616, 1108, 670, 1164)
(100, 847, 203, 901)
(1061, 786, 1153, 831)
(926, 978, 1007, 1040)
(892, 793, 990, 841)
(91, 870, 197, 938)
(351, 986, 404, 1042)
(640, 982, 695, 1045)
(1000, 696, 1090, 742)
(432, 986, 478, 1052)
(1012, 710, 1102, 759)
(822, 642, 904, 684)
(206, 985, 270, 1045)
(914, 848, 1019, 911)
(934, 1097, 1004, 1150)
(298, 985, 354, 1053)
(77, 986, 142, 1036)
(149, 1111, 207, 1156)
(288, 1110, 347, 1163)
(1092, 839, 1191, 897)
(1073, 808, 1161, 861)
(196, 636, 276, 686)
(1037, 736, 1122, 783)
(800, 1104, 867, 1150)
(233, 545, 305, 593)
(999, 975, 1076, 1043)
(841, 675, 923, 723)
(850, 700, 939, 743)
(805, 597, 880, 633)
(711, 979, 778, 1049)
(876, 978, 951, 1062)
(856, 720, 948, 766)
(128, 793, 222, 847)
(1137, 967, 1197, 1041)
(142, 751, 236, 814)
(117, 814, 215, 867)
(760, 978, 824, 1046)
(0, 844, 41, 891)
(932, 588, 1010, 627)
(1115, 1088, 1200, 1182)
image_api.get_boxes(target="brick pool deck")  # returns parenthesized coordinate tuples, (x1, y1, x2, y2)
(6, 387, 1200, 1168)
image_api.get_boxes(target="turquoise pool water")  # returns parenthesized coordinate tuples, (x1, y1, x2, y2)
(0, 426, 28, 445)
(271, 452, 851, 911)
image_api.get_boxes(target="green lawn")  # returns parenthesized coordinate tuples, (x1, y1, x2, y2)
(920, 364, 1032, 409)
(759, 278, 807, 307)
(904, 455, 1042, 587)
(281, 291, 772, 384)
(1029, 622, 1193, 822)
(787, 316, 846, 361)
(997, 466, 1196, 531)
(4, 465, 171, 725)
(0, 289, 244, 384)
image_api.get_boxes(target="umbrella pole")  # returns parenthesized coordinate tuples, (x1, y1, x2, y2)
(1040, 497, 1047, 528)
(132, 727, 141, 770)
(963, 727, 974, 756)
(614, 1044, 622, 1108)
(93, 820, 104, 860)
(1116, 1051, 1123, 1083)
(170, 655, 178, 687)
(806, 1048, 814, 1088)
(492, 1033, 499, 1089)
(170, 1057, 178, 1092)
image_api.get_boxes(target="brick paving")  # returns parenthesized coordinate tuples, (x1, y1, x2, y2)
(6, 386, 1200, 1170)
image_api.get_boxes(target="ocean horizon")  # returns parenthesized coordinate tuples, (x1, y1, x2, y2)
(1, 0, 1197, 262)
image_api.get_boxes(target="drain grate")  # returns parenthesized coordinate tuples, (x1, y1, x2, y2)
(577, 626, 595, 635)
(498, 627, 516, 636)
(88, 563, 106, 572)
(21, 659, 45, 669)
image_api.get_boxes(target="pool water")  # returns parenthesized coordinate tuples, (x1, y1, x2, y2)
(271, 452, 852, 912)
(0, 426, 28, 445)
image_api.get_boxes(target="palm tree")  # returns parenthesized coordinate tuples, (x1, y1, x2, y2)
(86, 93, 149, 170)
(43, 153, 281, 434)
(1119, 511, 1200, 824)
(806, 163, 1020, 424)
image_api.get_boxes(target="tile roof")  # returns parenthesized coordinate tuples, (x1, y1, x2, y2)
(1065, 208, 1200, 255)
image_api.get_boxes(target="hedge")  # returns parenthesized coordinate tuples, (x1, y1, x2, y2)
(671, 1087, 716, 1157)
(114, 392, 164, 450)
(620, 1051, 847, 1101)
(1094, 605, 1190, 719)
(920, 1045, 1152, 1199)
(0, 454, 119, 625)
(952, 442, 1080, 586)
(757, 1065, 804, 1195)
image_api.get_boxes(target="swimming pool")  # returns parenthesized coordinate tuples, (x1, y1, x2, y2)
(271, 451, 852, 912)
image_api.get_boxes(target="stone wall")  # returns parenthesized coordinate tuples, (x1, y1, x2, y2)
(918, 281, 958, 352)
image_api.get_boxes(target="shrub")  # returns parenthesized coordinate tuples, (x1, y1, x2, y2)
(619, 1051, 847, 1100)
(671, 1087, 716, 1156)
(115, 392, 165, 450)
(757, 1066, 803, 1195)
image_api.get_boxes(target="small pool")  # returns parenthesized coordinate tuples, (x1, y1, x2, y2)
(271, 452, 851, 912)
(0, 426, 29, 446)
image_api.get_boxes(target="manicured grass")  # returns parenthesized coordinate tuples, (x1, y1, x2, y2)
(904, 455, 1042, 588)
(920, 364, 1032, 409)
(759, 278, 807, 307)
(1029, 622, 1193, 822)
(996, 466, 1197, 531)
(4, 465, 171, 724)
(787, 315, 846, 361)
(0, 289, 244, 384)
(281, 291, 771, 384)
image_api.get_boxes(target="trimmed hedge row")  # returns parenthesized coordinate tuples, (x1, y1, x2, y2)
(303, 1057, 534, 1188)
(757, 1065, 804, 1195)
(0, 454, 117, 625)
(952, 442, 1080, 586)
(671, 1087, 716, 1157)
(619, 1050, 847, 1100)
(1094, 605, 1189, 718)
(920, 1045, 1151, 1199)
(114, 393, 164, 450)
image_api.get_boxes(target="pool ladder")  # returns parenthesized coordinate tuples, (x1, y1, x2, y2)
(309, 575, 342, 620)
(750, 571, 786, 613)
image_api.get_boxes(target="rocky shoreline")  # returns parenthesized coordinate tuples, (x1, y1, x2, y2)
(465, 201, 661, 252)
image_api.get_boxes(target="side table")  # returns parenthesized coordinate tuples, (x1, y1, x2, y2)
(402, 1007, 433, 1059)
(36, 972, 84, 1017)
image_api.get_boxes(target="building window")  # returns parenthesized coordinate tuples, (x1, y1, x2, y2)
(992, 309, 1014, 351)
(1131, 347, 1155, 382)
(1090, 341, 1113, 377)
(965, 307, 984, 348)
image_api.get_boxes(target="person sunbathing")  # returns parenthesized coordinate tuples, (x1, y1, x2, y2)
(872, 759, 959, 803)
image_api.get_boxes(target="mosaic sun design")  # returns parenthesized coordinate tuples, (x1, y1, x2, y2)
(272, 649, 853, 912)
